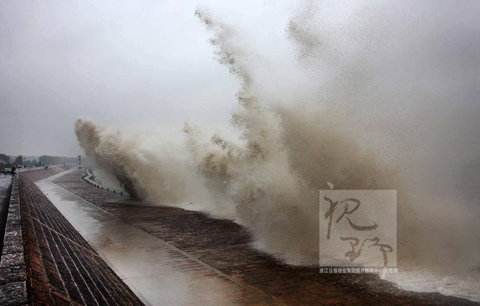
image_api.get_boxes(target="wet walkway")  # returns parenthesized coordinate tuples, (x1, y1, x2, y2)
(44, 169, 478, 306)
(38, 171, 284, 306)
(15, 167, 143, 305)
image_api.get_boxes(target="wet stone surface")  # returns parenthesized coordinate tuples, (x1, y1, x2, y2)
(51, 170, 478, 306)
(0, 281, 28, 305)
(16, 167, 144, 306)
(0, 175, 28, 306)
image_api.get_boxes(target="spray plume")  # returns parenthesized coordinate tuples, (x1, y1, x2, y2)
(75, 4, 479, 274)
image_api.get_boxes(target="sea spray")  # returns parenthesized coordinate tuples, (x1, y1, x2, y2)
(75, 119, 191, 204)
(75, 3, 479, 275)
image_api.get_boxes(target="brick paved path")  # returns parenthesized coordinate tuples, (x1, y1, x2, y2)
(18, 168, 144, 305)
(52, 170, 477, 306)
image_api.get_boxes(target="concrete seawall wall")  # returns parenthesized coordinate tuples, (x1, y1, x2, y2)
(0, 175, 28, 305)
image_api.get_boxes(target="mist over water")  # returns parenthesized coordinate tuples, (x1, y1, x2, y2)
(75, 1, 480, 300)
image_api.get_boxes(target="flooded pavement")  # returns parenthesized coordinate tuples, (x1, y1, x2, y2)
(37, 171, 284, 306)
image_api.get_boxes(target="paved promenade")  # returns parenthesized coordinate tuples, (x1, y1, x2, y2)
(38, 170, 283, 306)
(1, 167, 477, 305)
(49, 169, 477, 306)
(0, 167, 143, 305)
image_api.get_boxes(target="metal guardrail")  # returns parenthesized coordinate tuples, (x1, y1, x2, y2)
(82, 169, 126, 197)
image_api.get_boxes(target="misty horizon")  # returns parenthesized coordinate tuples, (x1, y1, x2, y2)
(2, 1, 479, 160)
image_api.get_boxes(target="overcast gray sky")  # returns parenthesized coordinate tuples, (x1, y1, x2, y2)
(0, 0, 291, 156)
(1, 0, 479, 158)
